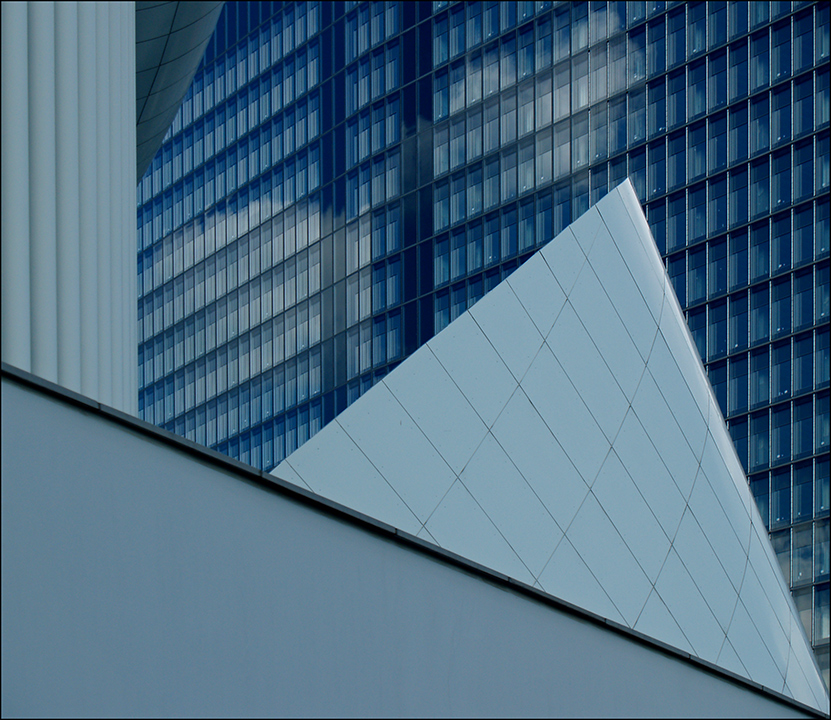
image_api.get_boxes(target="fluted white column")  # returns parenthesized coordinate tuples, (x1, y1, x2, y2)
(28, 1, 58, 383)
(77, 1, 100, 400)
(124, 6, 138, 416)
(0, 1, 137, 415)
(109, 4, 123, 412)
(95, 2, 113, 408)
(0, 2, 31, 372)
(55, 1, 81, 394)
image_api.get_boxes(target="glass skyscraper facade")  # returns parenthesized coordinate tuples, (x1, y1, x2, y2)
(136, 1, 830, 684)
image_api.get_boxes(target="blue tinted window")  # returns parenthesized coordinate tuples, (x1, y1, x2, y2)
(729, 293, 748, 353)
(667, 252, 687, 307)
(730, 354, 749, 413)
(751, 285, 770, 345)
(667, 69, 685, 127)
(667, 8, 685, 66)
(709, 300, 728, 359)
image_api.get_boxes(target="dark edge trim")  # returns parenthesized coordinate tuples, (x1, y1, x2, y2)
(2, 361, 828, 719)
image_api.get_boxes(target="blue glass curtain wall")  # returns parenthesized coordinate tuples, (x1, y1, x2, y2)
(136, 0, 830, 684)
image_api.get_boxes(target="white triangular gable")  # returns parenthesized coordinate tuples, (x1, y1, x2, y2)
(273, 180, 828, 711)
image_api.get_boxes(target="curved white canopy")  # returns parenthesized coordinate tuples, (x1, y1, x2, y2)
(135, 1, 223, 180)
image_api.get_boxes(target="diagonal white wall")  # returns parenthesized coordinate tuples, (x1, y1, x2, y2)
(0, 370, 821, 718)
(273, 180, 829, 712)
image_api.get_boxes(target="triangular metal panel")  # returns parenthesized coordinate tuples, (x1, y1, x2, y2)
(272, 180, 828, 711)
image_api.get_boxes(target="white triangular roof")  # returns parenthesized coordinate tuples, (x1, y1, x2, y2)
(272, 180, 828, 711)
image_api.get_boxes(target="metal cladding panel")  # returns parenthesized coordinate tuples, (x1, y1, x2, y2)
(273, 180, 829, 712)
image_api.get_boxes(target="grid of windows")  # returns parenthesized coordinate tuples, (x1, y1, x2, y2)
(137, 1, 830, 684)
(137, 2, 328, 466)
